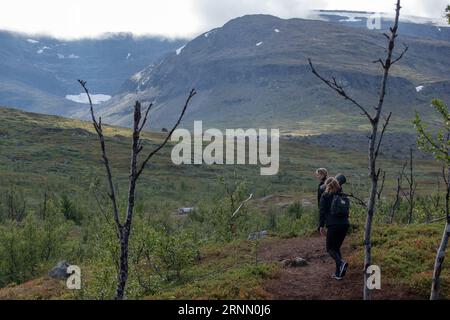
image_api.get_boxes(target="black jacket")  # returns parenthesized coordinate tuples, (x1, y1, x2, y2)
(317, 179, 326, 207)
(319, 189, 350, 228)
(318, 174, 346, 207)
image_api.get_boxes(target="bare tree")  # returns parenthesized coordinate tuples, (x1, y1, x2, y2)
(401, 148, 417, 224)
(309, 0, 407, 300)
(376, 169, 386, 202)
(347, 193, 368, 208)
(78, 80, 196, 300)
(423, 172, 446, 224)
(389, 161, 407, 224)
(39, 187, 51, 220)
(414, 99, 450, 300)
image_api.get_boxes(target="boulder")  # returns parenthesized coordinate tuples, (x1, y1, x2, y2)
(281, 257, 308, 268)
(177, 207, 194, 215)
(248, 230, 269, 241)
(48, 260, 70, 279)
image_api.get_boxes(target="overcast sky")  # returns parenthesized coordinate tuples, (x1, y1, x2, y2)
(0, 0, 448, 39)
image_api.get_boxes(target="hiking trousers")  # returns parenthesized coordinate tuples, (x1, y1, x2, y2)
(326, 224, 349, 274)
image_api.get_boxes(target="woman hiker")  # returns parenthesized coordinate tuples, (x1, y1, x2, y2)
(319, 176, 350, 280)
(314, 168, 328, 207)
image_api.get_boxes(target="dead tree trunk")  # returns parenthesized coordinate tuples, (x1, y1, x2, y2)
(41, 190, 48, 220)
(431, 167, 450, 300)
(389, 161, 406, 224)
(309, 0, 406, 300)
(402, 148, 417, 224)
(78, 80, 196, 300)
(376, 170, 386, 202)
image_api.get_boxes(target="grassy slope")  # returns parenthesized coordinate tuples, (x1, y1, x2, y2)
(349, 223, 450, 299)
(0, 106, 442, 204)
(0, 107, 448, 299)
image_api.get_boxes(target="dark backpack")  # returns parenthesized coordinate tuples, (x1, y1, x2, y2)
(330, 193, 350, 218)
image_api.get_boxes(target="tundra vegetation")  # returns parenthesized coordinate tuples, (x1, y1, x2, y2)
(0, 103, 449, 299)
(0, 0, 450, 300)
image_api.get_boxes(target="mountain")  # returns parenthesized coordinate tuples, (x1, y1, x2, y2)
(0, 31, 185, 116)
(93, 14, 450, 134)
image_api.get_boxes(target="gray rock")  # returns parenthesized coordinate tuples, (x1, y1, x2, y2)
(281, 257, 308, 268)
(177, 207, 195, 215)
(48, 260, 70, 279)
(248, 230, 269, 241)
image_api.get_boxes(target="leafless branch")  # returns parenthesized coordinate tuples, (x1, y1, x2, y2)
(136, 89, 197, 178)
(231, 194, 253, 219)
(78, 79, 122, 231)
(347, 193, 367, 208)
(373, 58, 386, 69)
(375, 112, 392, 159)
(377, 170, 386, 201)
(429, 216, 448, 224)
(308, 59, 373, 122)
(443, 165, 449, 186)
(391, 45, 409, 65)
(139, 103, 153, 133)
(390, 161, 407, 223)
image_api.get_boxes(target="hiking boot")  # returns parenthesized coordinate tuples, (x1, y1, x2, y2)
(339, 261, 348, 278)
(331, 273, 342, 281)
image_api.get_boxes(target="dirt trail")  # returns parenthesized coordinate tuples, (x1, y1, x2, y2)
(259, 235, 423, 300)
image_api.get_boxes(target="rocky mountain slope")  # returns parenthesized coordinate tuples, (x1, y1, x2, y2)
(93, 14, 450, 133)
(0, 31, 184, 116)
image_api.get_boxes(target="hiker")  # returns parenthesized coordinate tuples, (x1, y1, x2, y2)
(314, 168, 328, 207)
(317, 172, 346, 208)
(319, 176, 350, 280)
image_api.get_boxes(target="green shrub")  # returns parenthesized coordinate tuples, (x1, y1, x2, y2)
(349, 223, 450, 298)
(60, 194, 82, 224)
(0, 207, 74, 287)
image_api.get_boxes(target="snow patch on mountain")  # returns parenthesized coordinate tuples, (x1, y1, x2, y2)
(416, 85, 424, 92)
(66, 93, 111, 104)
(176, 45, 186, 55)
(204, 29, 218, 38)
(132, 71, 143, 82)
(274, 29, 280, 33)
(57, 53, 80, 59)
(27, 39, 39, 44)
(256, 42, 263, 46)
(37, 46, 51, 54)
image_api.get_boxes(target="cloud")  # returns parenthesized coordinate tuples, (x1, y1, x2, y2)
(192, 0, 327, 30)
(0, 0, 447, 39)
(321, 0, 448, 19)
(0, 0, 201, 39)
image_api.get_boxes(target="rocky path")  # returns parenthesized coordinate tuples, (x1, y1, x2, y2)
(259, 235, 423, 300)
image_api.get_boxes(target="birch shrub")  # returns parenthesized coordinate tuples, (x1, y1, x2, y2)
(0, 204, 74, 287)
